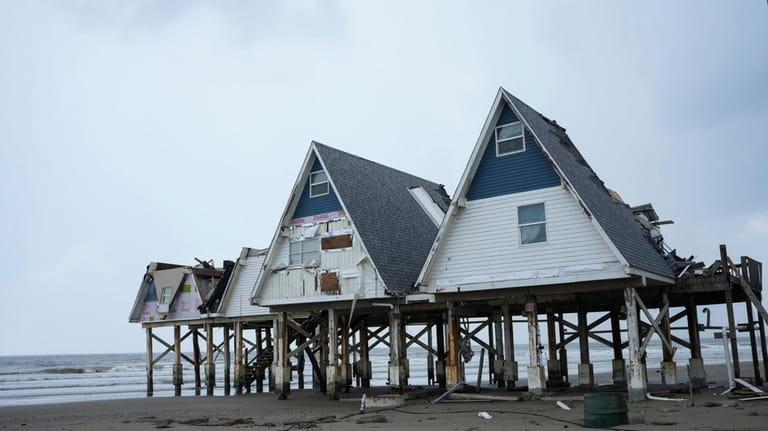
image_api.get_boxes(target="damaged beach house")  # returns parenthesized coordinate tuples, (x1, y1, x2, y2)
(130, 88, 764, 403)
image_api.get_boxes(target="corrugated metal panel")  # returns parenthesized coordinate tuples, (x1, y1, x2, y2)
(426, 185, 620, 288)
(292, 157, 343, 219)
(259, 218, 387, 302)
(466, 103, 561, 201)
(222, 254, 271, 318)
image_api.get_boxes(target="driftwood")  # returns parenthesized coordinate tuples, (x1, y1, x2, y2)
(447, 393, 520, 402)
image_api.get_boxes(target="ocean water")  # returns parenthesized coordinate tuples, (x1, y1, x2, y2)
(0, 335, 758, 407)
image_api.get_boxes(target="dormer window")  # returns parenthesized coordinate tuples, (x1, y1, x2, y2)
(310, 170, 329, 197)
(160, 287, 172, 304)
(496, 122, 525, 156)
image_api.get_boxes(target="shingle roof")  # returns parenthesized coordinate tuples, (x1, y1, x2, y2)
(502, 89, 675, 279)
(314, 142, 450, 294)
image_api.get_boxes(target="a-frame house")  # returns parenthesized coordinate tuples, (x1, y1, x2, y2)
(417, 88, 676, 400)
(252, 141, 450, 398)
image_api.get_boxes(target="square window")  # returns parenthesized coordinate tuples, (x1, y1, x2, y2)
(310, 170, 329, 197)
(160, 287, 173, 304)
(518, 203, 547, 245)
(289, 238, 321, 266)
(496, 122, 525, 156)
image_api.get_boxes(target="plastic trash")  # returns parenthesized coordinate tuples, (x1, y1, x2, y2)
(556, 400, 571, 410)
(477, 411, 492, 419)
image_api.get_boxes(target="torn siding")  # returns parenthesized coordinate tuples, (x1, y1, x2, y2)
(423, 185, 623, 292)
(257, 217, 385, 303)
(220, 250, 271, 318)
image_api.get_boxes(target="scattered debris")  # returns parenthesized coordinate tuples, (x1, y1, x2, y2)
(647, 393, 687, 402)
(556, 401, 571, 410)
(650, 421, 678, 426)
(431, 381, 465, 403)
(477, 411, 492, 420)
(734, 378, 765, 394)
(739, 396, 768, 402)
(448, 393, 521, 402)
(356, 415, 387, 424)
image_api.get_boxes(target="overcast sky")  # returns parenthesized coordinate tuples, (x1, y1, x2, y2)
(1, 1, 766, 355)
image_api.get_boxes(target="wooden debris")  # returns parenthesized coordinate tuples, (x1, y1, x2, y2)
(356, 415, 388, 424)
(448, 393, 521, 402)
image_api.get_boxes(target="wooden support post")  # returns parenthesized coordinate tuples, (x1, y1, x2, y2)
(234, 322, 243, 395)
(686, 296, 706, 386)
(502, 303, 517, 390)
(625, 287, 646, 401)
(255, 326, 264, 393)
(759, 314, 768, 382)
(427, 322, 435, 386)
(721, 244, 741, 378)
(494, 311, 505, 388)
(546, 311, 562, 386)
(746, 301, 762, 385)
(659, 288, 677, 384)
(435, 313, 447, 388)
(297, 335, 306, 390)
(327, 308, 339, 399)
(446, 302, 463, 387)
(611, 306, 626, 384)
(173, 325, 183, 396)
(193, 328, 202, 396)
(317, 320, 328, 393)
(274, 312, 291, 400)
(359, 318, 371, 388)
(340, 313, 351, 392)
(205, 323, 215, 396)
(145, 327, 154, 397)
(486, 315, 494, 385)
(525, 297, 545, 394)
(724, 289, 741, 378)
(558, 311, 568, 385)
(576, 300, 594, 387)
(266, 327, 275, 392)
(388, 302, 408, 392)
(223, 325, 231, 395)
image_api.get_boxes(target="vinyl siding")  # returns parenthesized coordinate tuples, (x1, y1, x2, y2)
(221, 254, 271, 318)
(258, 218, 387, 303)
(466, 103, 561, 200)
(426, 185, 621, 290)
(292, 158, 343, 219)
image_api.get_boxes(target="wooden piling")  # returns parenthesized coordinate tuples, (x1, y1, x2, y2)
(388, 302, 407, 392)
(525, 297, 545, 394)
(486, 315, 494, 385)
(546, 311, 561, 385)
(173, 325, 183, 397)
(359, 318, 371, 388)
(223, 325, 231, 395)
(274, 312, 291, 400)
(327, 308, 339, 400)
(145, 327, 153, 397)
(446, 302, 462, 387)
(610, 306, 626, 384)
(502, 303, 516, 390)
(435, 313, 447, 388)
(205, 323, 215, 396)
(234, 322, 243, 395)
(427, 322, 435, 386)
(625, 286, 646, 401)
(558, 311, 568, 385)
(255, 326, 264, 393)
(494, 311, 505, 388)
(193, 328, 202, 396)
(341, 313, 351, 392)
(721, 245, 741, 378)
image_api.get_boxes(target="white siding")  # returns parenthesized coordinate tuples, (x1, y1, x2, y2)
(221, 254, 271, 318)
(258, 218, 387, 303)
(425, 185, 623, 291)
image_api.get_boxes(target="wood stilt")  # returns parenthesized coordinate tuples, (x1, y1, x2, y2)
(659, 288, 677, 384)
(436, 313, 447, 388)
(388, 302, 408, 392)
(576, 300, 594, 387)
(266, 327, 275, 392)
(746, 301, 762, 385)
(340, 313, 351, 392)
(234, 322, 243, 395)
(317, 320, 328, 392)
(274, 312, 291, 400)
(223, 325, 231, 395)
(255, 327, 264, 393)
(610, 306, 626, 384)
(494, 311, 505, 388)
(558, 311, 568, 385)
(686, 295, 706, 386)
(205, 323, 215, 396)
(724, 289, 741, 378)
(446, 302, 463, 387)
(486, 315, 494, 385)
(759, 314, 768, 382)
(146, 327, 154, 397)
(193, 328, 202, 396)
(327, 308, 339, 400)
(625, 286, 646, 401)
(525, 297, 545, 394)
(427, 322, 435, 386)
(173, 325, 183, 397)
(546, 311, 562, 386)
(502, 303, 516, 390)
(359, 318, 371, 388)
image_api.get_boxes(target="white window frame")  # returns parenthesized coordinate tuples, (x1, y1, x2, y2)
(518, 202, 547, 245)
(160, 287, 173, 304)
(289, 237, 321, 266)
(495, 121, 526, 156)
(309, 170, 329, 198)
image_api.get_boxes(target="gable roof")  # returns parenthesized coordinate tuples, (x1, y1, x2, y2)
(253, 142, 450, 299)
(418, 88, 674, 284)
(314, 142, 450, 294)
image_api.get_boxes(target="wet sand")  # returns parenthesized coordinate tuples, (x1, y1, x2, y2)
(1, 362, 767, 431)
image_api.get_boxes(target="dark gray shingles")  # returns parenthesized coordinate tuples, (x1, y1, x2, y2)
(502, 90, 675, 279)
(314, 142, 450, 294)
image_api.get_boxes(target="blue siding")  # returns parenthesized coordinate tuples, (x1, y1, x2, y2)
(144, 281, 157, 302)
(292, 157, 343, 219)
(466, 104, 561, 201)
